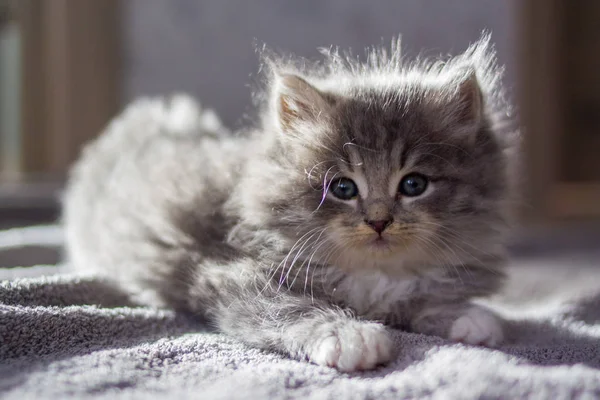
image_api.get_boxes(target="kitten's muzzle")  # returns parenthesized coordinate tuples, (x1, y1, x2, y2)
(365, 219, 393, 235)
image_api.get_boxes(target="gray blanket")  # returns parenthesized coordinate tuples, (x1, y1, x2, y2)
(1, 227, 599, 399)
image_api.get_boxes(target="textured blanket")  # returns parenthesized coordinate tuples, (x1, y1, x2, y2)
(1, 225, 599, 399)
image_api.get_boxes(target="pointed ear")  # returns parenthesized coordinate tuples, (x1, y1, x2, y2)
(453, 68, 484, 125)
(275, 74, 332, 132)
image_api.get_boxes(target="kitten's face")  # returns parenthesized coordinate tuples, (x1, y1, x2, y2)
(265, 73, 508, 274)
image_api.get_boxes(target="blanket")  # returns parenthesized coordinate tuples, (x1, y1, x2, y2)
(1, 225, 599, 399)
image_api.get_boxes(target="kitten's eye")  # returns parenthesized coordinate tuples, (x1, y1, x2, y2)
(329, 178, 359, 200)
(398, 173, 428, 197)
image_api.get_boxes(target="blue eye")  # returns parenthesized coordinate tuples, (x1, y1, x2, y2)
(329, 178, 359, 200)
(398, 174, 428, 197)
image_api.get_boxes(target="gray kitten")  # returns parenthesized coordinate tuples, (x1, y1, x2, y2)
(64, 34, 518, 372)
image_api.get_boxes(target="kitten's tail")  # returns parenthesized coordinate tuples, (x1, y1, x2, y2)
(116, 94, 228, 139)
(72, 94, 230, 175)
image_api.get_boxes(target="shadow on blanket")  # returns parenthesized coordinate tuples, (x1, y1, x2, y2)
(502, 316, 600, 369)
(1, 276, 136, 308)
(2, 274, 600, 365)
(1, 270, 600, 399)
(0, 276, 204, 393)
(565, 294, 600, 325)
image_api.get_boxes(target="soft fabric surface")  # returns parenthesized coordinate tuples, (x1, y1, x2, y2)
(1, 226, 600, 399)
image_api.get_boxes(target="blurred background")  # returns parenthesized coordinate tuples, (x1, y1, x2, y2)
(0, 0, 599, 267)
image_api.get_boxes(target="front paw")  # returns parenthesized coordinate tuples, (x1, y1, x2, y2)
(307, 321, 394, 372)
(449, 305, 503, 347)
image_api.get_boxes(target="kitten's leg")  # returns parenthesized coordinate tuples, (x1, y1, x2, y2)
(409, 303, 504, 347)
(193, 263, 394, 372)
(217, 293, 394, 371)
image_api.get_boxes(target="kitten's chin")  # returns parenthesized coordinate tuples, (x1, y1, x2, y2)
(330, 237, 432, 277)
(326, 228, 440, 276)
(332, 247, 429, 278)
(358, 233, 410, 256)
(367, 236, 394, 251)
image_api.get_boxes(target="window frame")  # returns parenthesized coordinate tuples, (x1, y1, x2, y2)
(18, 0, 120, 179)
(519, 0, 600, 221)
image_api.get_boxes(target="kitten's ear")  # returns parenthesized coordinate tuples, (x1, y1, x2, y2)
(275, 74, 332, 132)
(452, 68, 484, 126)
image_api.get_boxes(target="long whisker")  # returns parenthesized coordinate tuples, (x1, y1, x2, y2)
(299, 231, 332, 292)
(305, 241, 340, 301)
(255, 226, 321, 296)
(313, 171, 341, 213)
(288, 228, 329, 290)
(418, 221, 503, 260)
(412, 233, 462, 278)
(278, 230, 322, 291)
(306, 159, 336, 190)
(423, 234, 470, 281)
(404, 224, 502, 275)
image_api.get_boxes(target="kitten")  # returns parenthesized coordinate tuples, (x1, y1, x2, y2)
(63, 34, 518, 372)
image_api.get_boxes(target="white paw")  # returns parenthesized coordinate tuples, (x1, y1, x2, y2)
(308, 322, 394, 372)
(449, 306, 504, 347)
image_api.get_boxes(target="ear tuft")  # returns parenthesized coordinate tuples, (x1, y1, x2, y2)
(455, 68, 484, 125)
(275, 74, 331, 132)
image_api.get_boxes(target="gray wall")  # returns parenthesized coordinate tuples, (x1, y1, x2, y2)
(123, 0, 517, 127)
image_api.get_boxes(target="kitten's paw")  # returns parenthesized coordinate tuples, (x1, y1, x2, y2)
(449, 306, 503, 347)
(308, 322, 394, 372)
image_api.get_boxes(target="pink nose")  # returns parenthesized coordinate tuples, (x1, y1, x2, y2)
(366, 219, 392, 234)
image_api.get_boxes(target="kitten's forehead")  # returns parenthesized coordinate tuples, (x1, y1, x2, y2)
(336, 92, 419, 172)
(338, 112, 408, 198)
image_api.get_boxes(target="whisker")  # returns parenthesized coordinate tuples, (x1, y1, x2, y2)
(299, 230, 331, 292)
(256, 226, 321, 296)
(288, 228, 329, 290)
(403, 224, 502, 276)
(418, 221, 503, 260)
(306, 159, 336, 190)
(306, 241, 340, 301)
(313, 171, 341, 213)
(278, 230, 321, 291)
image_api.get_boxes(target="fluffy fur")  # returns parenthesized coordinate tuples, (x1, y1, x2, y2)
(63, 34, 519, 372)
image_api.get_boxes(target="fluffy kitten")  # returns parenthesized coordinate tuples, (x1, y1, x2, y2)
(63, 34, 518, 372)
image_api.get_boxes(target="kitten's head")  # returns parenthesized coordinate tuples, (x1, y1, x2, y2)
(243, 34, 517, 275)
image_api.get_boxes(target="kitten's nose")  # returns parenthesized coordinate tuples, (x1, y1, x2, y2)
(366, 219, 393, 234)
